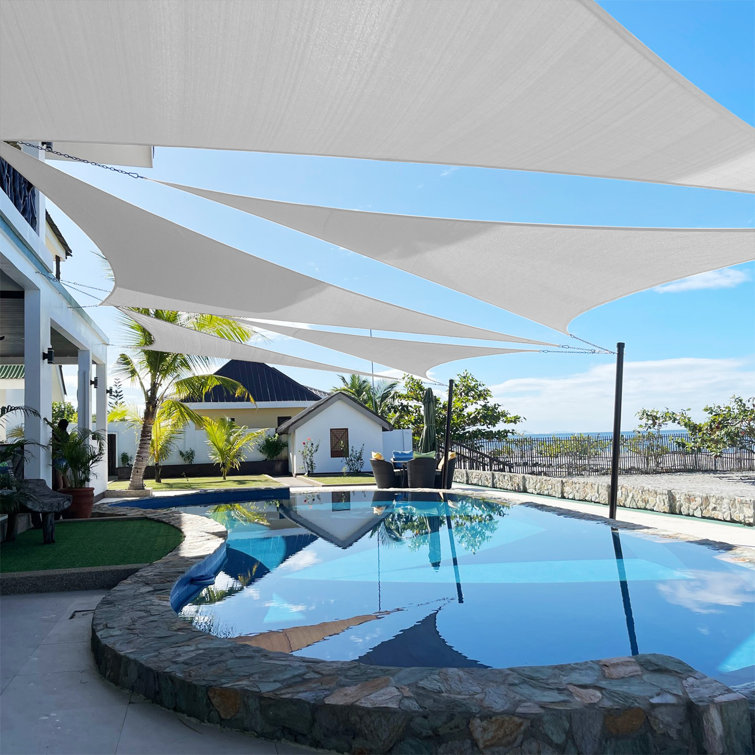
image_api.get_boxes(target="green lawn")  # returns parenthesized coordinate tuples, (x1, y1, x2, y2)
(0, 519, 183, 572)
(108, 475, 283, 491)
(302, 475, 376, 486)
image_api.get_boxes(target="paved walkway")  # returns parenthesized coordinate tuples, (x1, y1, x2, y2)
(0, 590, 317, 755)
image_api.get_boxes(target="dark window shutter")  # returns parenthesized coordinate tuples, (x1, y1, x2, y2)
(330, 428, 349, 457)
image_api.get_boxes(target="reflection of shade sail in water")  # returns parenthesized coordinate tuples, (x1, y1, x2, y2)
(358, 610, 484, 668)
(175, 492, 754, 682)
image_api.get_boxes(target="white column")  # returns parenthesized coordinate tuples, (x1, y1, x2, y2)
(77, 350, 91, 432)
(94, 362, 108, 434)
(23, 289, 52, 481)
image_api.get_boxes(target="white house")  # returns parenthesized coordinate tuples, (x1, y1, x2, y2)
(278, 392, 395, 476)
(1, 146, 109, 494)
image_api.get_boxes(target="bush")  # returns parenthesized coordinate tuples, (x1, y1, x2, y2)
(120, 452, 133, 467)
(257, 433, 287, 460)
(345, 444, 365, 474)
(178, 448, 196, 465)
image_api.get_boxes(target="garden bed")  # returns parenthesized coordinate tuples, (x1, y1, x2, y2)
(108, 475, 282, 491)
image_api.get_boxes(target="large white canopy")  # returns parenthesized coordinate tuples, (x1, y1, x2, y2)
(163, 184, 755, 333)
(123, 310, 377, 378)
(2, 0, 753, 192)
(0, 143, 540, 344)
(242, 320, 534, 379)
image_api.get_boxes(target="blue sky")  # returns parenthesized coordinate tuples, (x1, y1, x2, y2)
(51, 0, 755, 432)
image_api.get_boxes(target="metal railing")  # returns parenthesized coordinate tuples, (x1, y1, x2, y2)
(444, 434, 755, 477)
(1, 156, 37, 229)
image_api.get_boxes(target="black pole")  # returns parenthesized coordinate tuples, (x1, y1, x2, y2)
(442, 379, 455, 489)
(445, 506, 464, 604)
(608, 342, 625, 519)
(610, 527, 639, 655)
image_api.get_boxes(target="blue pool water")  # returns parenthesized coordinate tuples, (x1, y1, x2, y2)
(172, 491, 755, 686)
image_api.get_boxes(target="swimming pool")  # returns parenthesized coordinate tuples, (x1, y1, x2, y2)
(172, 490, 754, 687)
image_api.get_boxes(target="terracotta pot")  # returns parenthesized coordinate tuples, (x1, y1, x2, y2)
(61, 487, 95, 519)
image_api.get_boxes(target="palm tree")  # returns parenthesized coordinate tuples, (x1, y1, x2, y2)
(204, 417, 262, 480)
(149, 406, 185, 483)
(333, 374, 399, 420)
(117, 309, 254, 490)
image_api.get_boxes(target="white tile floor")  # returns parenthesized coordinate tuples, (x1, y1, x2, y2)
(0, 591, 318, 755)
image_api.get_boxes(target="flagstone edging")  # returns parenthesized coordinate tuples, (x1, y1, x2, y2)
(455, 469, 755, 526)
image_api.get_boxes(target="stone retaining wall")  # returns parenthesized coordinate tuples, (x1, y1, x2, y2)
(455, 470, 755, 526)
(91, 503, 753, 753)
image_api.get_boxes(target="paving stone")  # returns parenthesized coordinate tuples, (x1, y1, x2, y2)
(600, 658, 642, 680)
(469, 715, 529, 750)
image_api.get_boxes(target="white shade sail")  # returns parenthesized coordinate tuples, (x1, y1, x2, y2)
(242, 320, 534, 379)
(2, 0, 753, 192)
(0, 143, 541, 344)
(123, 310, 377, 378)
(163, 184, 755, 333)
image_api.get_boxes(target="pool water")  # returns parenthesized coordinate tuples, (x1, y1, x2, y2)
(174, 491, 755, 686)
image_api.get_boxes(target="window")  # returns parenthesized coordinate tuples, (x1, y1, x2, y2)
(277, 416, 292, 427)
(330, 428, 349, 458)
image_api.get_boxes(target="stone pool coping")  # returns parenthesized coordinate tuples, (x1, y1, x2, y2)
(91, 495, 755, 753)
(454, 469, 755, 526)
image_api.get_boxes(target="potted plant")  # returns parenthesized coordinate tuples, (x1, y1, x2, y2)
(0, 439, 30, 542)
(58, 428, 106, 518)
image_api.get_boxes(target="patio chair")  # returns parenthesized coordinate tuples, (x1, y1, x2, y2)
(435, 455, 456, 489)
(406, 457, 436, 488)
(371, 458, 402, 489)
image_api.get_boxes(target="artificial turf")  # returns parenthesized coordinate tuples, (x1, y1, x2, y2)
(0, 518, 183, 573)
(107, 475, 282, 490)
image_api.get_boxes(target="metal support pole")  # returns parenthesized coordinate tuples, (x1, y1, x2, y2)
(608, 342, 625, 519)
(442, 379, 455, 489)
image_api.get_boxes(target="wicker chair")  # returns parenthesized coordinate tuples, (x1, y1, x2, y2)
(406, 457, 436, 488)
(371, 458, 402, 489)
(435, 456, 456, 489)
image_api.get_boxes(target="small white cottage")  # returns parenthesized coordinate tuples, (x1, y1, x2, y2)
(277, 392, 392, 475)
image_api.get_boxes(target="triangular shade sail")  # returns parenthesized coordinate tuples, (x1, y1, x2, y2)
(123, 310, 376, 378)
(2, 0, 753, 192)
(0, 143, 536, 343)
(164, 185, 755, 333)
(241, 320, 535, 378)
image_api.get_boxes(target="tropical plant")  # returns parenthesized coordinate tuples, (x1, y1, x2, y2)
(116, 309, 254, 490)
(204, 418, 262, 480)
(301, 437, 319, 475)
(119, 451, 133, 467)
(345, 444, 365, 474)
(256, 433, 287, 460)
(333, 375, 399, 420)
(178, 448, 196, 465)
(57, 428, 106, 488)
(149, 406, 185, 483)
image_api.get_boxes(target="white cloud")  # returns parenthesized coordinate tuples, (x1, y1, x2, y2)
(654, 269, 749, 294)
(440, 166, 460, 177)
(491, 357, 755, 433)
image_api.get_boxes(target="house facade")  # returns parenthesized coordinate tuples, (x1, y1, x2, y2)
(277, 392, 394, 476)
(1, 147, 109, 493)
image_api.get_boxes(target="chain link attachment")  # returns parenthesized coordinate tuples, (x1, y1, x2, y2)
(15, 141, 146, 179)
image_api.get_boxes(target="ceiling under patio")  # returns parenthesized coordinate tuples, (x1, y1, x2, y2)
(1, 0, 753, 192)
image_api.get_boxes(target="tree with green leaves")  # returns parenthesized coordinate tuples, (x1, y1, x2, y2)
(391, 371, 522, 446)
(333, 375, 399, 420)
(108, 378, 125, 409)
(117, 309, 254, 490)
(636, 395, 755, 466)
(51, 401, 77, 425)
(149, 406, 185, 483)
(204, 417, 263, 480)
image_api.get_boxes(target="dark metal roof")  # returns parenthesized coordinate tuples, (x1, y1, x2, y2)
(194, 360, 324, 404)
(277, 391, 392, 434)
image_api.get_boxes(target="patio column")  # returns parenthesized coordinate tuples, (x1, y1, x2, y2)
(77, 350, 91, 432)
(23, 289, 52, 482)
(94, 362, 107, 434)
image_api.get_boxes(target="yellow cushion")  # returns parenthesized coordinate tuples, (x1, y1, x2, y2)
(371, 452, 384, 461)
